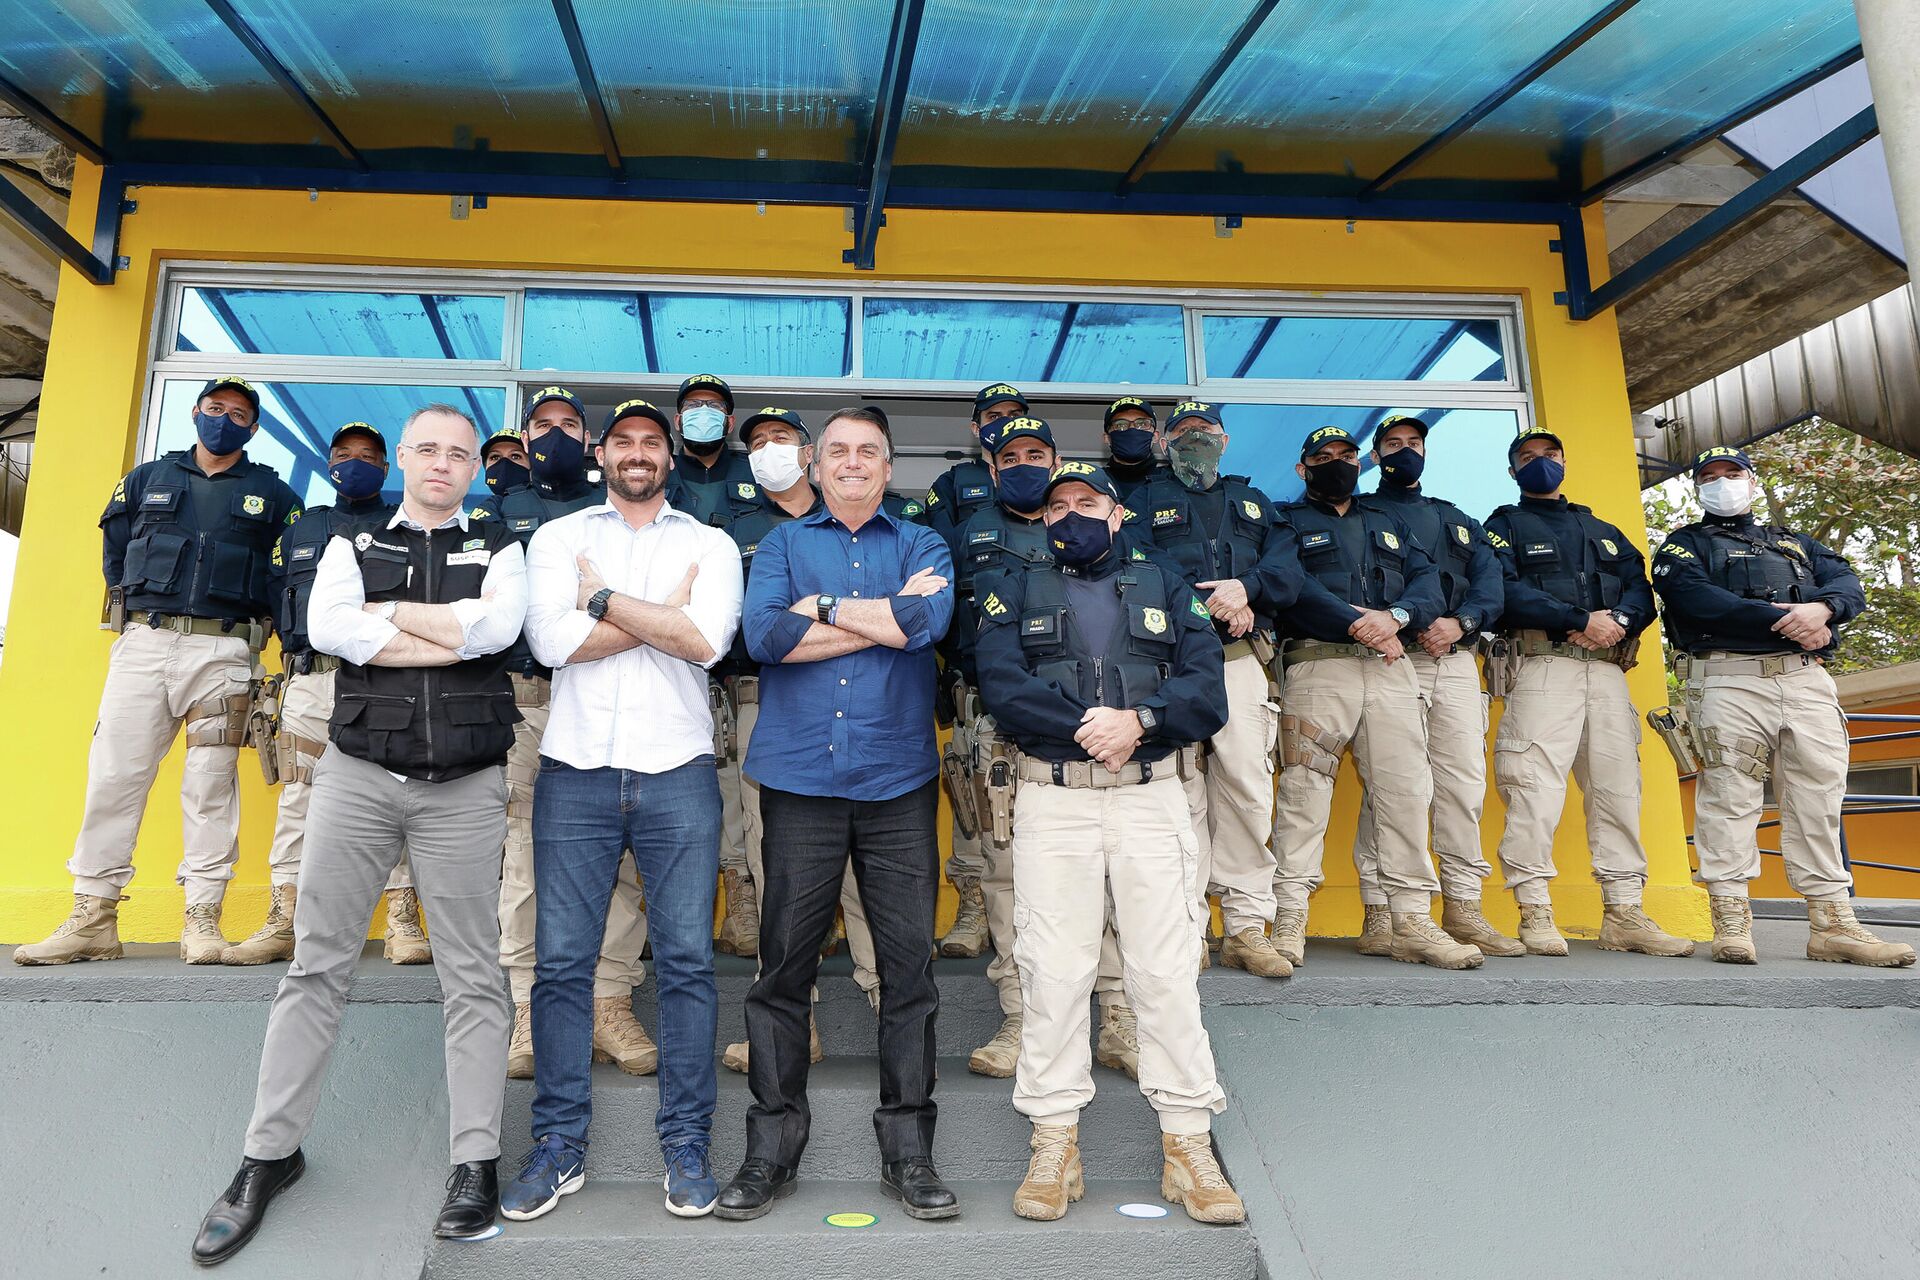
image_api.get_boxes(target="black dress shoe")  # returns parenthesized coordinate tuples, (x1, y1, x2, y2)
(433, 1160, 499, 1239)
(881, 1158, 960, 1220)
(190, 1150, 306, 1267)
(714, 1158, 797, 1221)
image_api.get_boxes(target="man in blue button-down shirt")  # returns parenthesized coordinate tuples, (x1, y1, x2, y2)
(716, 407, 960, 1224)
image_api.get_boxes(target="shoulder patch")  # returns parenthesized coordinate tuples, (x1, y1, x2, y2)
(1656, 542, 1694, 560)
(1188, 595, 1210, 621)
(111, 477, 127, 503)
(1130, 546, 1146, 561)
(270, 536, 284, 568)
(981, 591, 1009, 618)
(1121, 506, 1138, 523)
(924, 488, 941, 507)
(243, 494, 266, 516)
(1485, 531, 1510, 550)
(470, 506, 492, 521)
(902, 501, 923, 518)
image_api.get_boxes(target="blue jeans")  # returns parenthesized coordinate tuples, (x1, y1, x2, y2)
(531, 756, 721, 1148)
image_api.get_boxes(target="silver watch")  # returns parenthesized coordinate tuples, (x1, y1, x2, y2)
(377, 600, 399, 622)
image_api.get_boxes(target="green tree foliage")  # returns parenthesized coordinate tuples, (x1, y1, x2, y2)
(1643, 418, 1920, 674)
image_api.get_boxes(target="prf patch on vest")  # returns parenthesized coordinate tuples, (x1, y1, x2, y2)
(959, 484, 991, 502)
(981, 592, 1008, 618)
(1657, 542, 1694, 559)
(1522, 542, 1555, 558)
(1151, 506, 1184, 527)
(968, 529, 1000, 545)
(291, 545, 316, 561)
(1485, 530, 1510, 550)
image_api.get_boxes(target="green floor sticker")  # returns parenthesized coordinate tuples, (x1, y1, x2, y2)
(824, 1211, 878, 1229)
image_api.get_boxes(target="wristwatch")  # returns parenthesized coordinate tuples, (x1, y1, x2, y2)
(376, 600, 398, 623)
(1388, 607, 1411, 628)
(1134, 704, 1159, 735)
(1610, 609, 1631, 629)
(587, 588, 615, 621)
(1456, 613, 1479, 636)
(817, 594, 839, 624)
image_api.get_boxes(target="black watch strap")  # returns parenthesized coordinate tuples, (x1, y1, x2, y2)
(587, 588, 615, 621)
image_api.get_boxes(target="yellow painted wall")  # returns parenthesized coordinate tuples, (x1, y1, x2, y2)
(0, 166, 1707, 943)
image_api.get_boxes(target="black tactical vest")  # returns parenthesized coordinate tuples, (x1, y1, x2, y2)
(330, 518, 521, 782)
(117, 453, 291, 619)
(671, 450, 761, 528)
(1667, 522, 1814, 654)
(938, 459, 998, 530)
(1493, 504, 1633, 612)
(1015, 561, 1180, 710)
(479, 483, 601, 677)
(1286, 501, 1408, 610)
(958, 507, 1053, 598)
(273, 497, 388, 654)
(1367, 495, 1475, 615)
(1131, 472, 1271, 586)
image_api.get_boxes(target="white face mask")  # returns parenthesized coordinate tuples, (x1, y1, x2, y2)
(750, 441, 806, 491)
(1698, 475, 1755, 517)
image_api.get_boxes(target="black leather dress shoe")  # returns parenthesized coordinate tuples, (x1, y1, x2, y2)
(433, 1160, 499, 1239)
(881, 1158, 960, 1220)
(714, 1158, 797, 1221)
(190, 1150, 305, 1267)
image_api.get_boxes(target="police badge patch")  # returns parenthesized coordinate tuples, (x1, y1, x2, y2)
(353, 532, 373, 551)
(243, 495, 266, 515)
(1142, 608, 1168, 634)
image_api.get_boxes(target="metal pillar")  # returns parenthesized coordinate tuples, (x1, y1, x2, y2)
(1856, 0, 1920, 266)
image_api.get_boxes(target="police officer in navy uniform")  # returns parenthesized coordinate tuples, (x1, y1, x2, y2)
(922, 382, 1028, 549)
(18, 376, 301, 968)
(1350, 415, 1520, 960)
(481, 427, 531, 500)
(1652, 445, 1913, 967)
(1122, 400, 1299, 978)
(669, 375, 762, 529)
(1484, 426, 1692, 958)
(973, 461, 1244, 1226)
(1102, 397, 1167, 509)
(477, 388, 653, 1079)
(220, 421, 431, 967)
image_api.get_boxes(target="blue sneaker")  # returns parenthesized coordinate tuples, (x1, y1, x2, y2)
(663, 1139, 718, 1218)
(500, 1134, 586, 1221)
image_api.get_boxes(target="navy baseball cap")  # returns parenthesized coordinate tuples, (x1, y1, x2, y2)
(1300, 424, 1358, 460)
(523, 386, 586, 427)
(1167, 399, 1222, 429)
(1375, 414, 1430, 440)
(677, 374, 735, 413)
(980, 415, 1055, 457)
(737, 406, 810, 445)
(1692, 445, 1755, 476)
(198, 376, 261, 417)
(603, 398, 673, 440)
(1104, 397, 1157, 428)
(1042, 460, 1120, 504)
(1507, 427, 1564, 463)
(973, 382, 1029, 417)
(480, 426, 524, 459)
(328, 421, 386, 453)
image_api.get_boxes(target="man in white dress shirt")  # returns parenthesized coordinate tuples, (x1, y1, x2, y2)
(499, 398, 744, 1221)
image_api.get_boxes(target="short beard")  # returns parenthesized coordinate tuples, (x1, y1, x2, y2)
(607, 463, 664, 504)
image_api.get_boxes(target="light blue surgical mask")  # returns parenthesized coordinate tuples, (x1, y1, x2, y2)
(680, 404, 728, 445)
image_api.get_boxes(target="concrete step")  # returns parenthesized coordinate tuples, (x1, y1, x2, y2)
(421, 1178, 1260, 1280)
(502, 1055, 1163, 1182)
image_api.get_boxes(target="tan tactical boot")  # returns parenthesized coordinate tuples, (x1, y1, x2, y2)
(1440, 897, 1525, 958)
(1220, 926, 1293, 978)
(1197, 921, 1211, 974)
(723, 1013, 824, 1074)
(221, 884, 297, 965)
(12, 894, 122, 966)
(507, 1002, 534, 1079)
(1013, 1124, 1083, 1221)
(1160, 1133, 1246, 1225)
(181, 903, 229, 965)
(1517, 902, 1569, 956)
(715, 869, 759, 957)
(1708, 896, 1757, 965)
(1270, 908, 1308, 967)
(383, 888, 432, 965)
(968, 1013, 1022, 1078)
(1807, 900, 1918, 968)
(592, 995, 659, 1075)
(1355, 904, 1393, 957)
(940, 877, 989, 958)
(1095, 1002, 1140, 1079)
(1598, 904, 1696, 957)
(1390, 912, 1484, 970)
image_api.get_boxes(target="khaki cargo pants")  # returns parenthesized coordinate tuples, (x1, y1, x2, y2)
(1691, 661, 1852, 901)
(1272, 654, 1439, 913)
(1492, 654, 1648, 904)
(68, 623, 252, 907)
(266, 667, 412, 893)
(1203, 650, 1281, 932)
(1353, 648, 1495, 903)
(1010, 771, 1226, 1135)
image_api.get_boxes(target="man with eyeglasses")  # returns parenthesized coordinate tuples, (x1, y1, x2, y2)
(18, 377, 301, 967)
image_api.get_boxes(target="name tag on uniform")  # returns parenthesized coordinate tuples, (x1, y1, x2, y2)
(968, 529, 1000, 545)
(445, 548, 492, 567)
(959, 484, 991, 502)
(1152, 507, 1185, 528)
(1725, 549, 1756, 558)
(143, 491, 177, 506)
(291, 546, 317, 561)
(509, 518, 539, 532)
(1522, 542, 1555, 558)
(1300, 531, 1332, 550)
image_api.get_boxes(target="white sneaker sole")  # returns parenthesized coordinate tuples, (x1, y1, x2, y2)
(500, 1170, 585, 1221)
(663, 1174, 717, 1218)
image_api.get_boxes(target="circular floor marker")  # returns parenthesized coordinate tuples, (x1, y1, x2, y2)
(1117, 1202, 1170, 1219)
(446, 1223, 504, 1243)
(825, 1211, 878, 1229)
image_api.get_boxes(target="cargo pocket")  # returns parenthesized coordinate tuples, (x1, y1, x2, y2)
(443, 691, 520, 764)
(125, 533, 190, 592)
(1260, 699, 1280, 775)
(332, 693, 417, 762)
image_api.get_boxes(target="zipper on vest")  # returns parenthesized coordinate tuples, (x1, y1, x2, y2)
(1094, 656, 1105, 703)
(422, 532, 435, 767)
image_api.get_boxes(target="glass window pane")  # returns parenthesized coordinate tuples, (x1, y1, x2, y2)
(863, 298, 1185, 384)
(522, 290, 852, 377)
(1217, 405, 1521, 518)
(1202, 315, 1506, 382)
(178, 288, 505, 362)
(154, 380, 506, 508)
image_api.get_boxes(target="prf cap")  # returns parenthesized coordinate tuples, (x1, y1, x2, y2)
(1300, 424, 1358, 460)
(1375, 413, 1430, 440)
(523, 385, 586, 426)
(973, 382, 1029, 417)
(1104, 397, 1157, 428)
(1507, 427, 1564, 463)
(198, 376, 261, 417)
(1167, 399, 1222, 429)
(1692, 444, 1754, 476)
(677, 374, 735, 413)
(980, 415, 1055, 457)
(480, 426, 524, 459)
(737, 406, 810, 444)
(328, 421, 386, 454)
(603, 398, 672, 440)
(1041, 460, 1120, 504)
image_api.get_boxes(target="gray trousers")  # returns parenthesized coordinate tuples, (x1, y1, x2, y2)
(245, 746, 512, 1165)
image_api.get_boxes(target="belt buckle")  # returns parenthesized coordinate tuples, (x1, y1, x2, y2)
(1760, 654, 1788, 678)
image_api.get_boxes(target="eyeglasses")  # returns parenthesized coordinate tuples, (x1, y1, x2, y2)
(403, 443, 476, 465)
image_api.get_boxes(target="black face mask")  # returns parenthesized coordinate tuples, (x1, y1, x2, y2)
(1378, 447, 1425, 487)
(485, 458, 530, 495)
(1304, 457, 1360, 501)
(1107, 427, 1155, 466)
(530, 430, 586, 486)
(1047, 510, 1115, 567)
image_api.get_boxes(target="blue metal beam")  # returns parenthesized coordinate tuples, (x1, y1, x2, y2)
(1362, 0, 1641, 197)
(202, 0, 368, 171)
(1573, 103, 1879, 319)
(1581, 43, 1864, 204)
(0, 69, 107, 164)
(1038, 303, 1082, 382)
(550, 0, 624, 174)
(0, 172, 112, 283)
(1118, 0, 1281, 193)
(847, 0, 929, 270)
